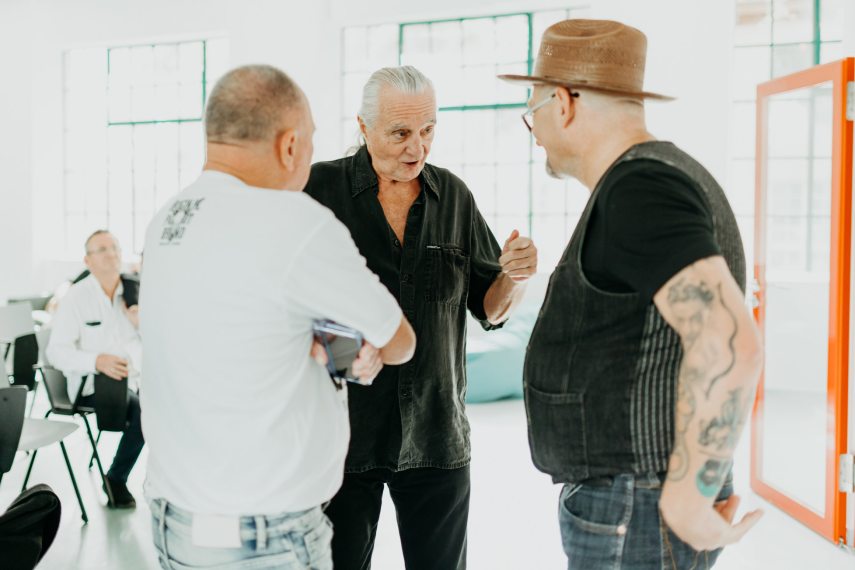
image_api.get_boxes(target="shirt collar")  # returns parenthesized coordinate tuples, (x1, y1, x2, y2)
(351, 145, 441, 201)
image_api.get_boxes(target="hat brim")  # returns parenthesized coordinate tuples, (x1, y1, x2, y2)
(497, 74, 675, 101)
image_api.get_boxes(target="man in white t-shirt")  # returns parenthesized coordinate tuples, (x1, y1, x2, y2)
(140, 64, 416, 570)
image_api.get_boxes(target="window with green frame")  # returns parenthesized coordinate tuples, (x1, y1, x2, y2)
(63, 38, 229, 258)
(728, 0, 843, 272)
(341, 7, 590, 270)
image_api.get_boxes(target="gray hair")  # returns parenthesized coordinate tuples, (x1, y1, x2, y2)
(205, 64, 301, 143)
(358, 66, 434, 128)
(84, 229, 114, 254)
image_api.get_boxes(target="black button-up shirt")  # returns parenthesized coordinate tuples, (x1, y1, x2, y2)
(305, 146, 504, 472)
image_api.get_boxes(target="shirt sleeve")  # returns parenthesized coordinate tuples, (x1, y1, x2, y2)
(599, 166, 722, 301)
(287, 215, 404, 348)
(467, 203, 504, 330)
(46, 292, 99, 374)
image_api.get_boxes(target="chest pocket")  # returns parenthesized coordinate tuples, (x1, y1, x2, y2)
(424, 245, 470, 306)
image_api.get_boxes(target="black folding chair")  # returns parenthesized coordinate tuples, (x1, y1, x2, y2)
(29, 368, 116, 505)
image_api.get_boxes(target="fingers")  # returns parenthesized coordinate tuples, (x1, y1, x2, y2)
(352, 343, 382, 384)
(502, 229, 520, 253)
(714, 495, 741, 524)
(310, 340, 328, 366)
(722, 509, 764, 546)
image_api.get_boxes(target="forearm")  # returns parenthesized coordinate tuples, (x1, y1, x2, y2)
(46, 341, 98, 374)
(483, 273, 526, 325)
(665, 350, 761, 512)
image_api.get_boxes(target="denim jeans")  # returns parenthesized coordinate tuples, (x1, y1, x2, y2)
(78, 390, 144, 483)
(558, 473, 734, 570)
(149, 499, 333, 570)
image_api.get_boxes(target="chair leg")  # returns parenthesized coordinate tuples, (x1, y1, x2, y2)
(21, 449, 39, 491)
(88, 430, 102, 470)
(59, 441, 88, 524)
(81, 415, 113, 505)
(26, 381, 39, 418)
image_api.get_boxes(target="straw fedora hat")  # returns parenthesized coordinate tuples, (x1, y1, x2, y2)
(498, 19, 673, 101)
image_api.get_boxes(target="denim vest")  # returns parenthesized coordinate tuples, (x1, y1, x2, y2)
(524, 141, 746, 483)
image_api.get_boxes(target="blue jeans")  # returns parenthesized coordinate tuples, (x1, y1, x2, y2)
(149, 499, 333, 570)
(558, 473, 733, 570)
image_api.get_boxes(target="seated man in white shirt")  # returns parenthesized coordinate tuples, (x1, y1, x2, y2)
(46, 230, 144, 509)
(140, 64, 416, 570)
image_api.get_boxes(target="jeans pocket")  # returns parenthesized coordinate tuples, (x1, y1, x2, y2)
(558, 484, 630, 569)
(659, 515, 724, 570)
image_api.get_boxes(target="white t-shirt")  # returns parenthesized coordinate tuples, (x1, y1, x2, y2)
(140, 170, 402, 516)
(46, 275, 142, 398)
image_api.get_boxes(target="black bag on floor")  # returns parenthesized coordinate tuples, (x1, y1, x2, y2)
(0, 484, 61, 570)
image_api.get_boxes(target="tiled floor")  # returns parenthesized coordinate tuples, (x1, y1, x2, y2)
(1, 396, 853, 569)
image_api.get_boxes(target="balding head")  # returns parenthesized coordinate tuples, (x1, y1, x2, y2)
(203, 65, 315, 192)
(205, 65, 304, 143)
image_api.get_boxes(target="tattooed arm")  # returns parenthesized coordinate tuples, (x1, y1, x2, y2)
(653, 255, 764, 551)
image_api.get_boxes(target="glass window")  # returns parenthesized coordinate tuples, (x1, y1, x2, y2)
(63, 38, 229, 257)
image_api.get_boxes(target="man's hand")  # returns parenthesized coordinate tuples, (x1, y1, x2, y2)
(499, 229, 537, 283)
(660, 492, 763, 551)
(125, 304, 140, 329)
(310, 339, 328, 366)
(350, 342, 382, 385)
(96, 354, 129, 380)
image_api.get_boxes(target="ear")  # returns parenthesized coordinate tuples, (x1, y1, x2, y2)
(555, 87, 576, 129)
(83, 254, 93, 270)
(276, 128, 299, 172)
(357, 116, 368, 139)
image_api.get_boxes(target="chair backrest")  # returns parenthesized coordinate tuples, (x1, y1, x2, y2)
(7, 295, 52, 312)
(0, 304, 34, 344)
(39, 368, 74, 412)
(0, 386, 27, 475)
(11, 334, 38, 391)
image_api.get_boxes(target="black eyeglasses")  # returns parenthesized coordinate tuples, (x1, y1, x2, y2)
(521, 88, 580, 132)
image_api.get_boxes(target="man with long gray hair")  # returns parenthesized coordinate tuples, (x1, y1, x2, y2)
(140, 64, 415, 569)
(304, 66, 538, 570)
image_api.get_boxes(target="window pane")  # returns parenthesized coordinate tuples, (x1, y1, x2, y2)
(729, 100, 757, 158)
(772, 0, 814, 43)
(771, 42, 814, 77)
(343, 26, 369, 73)
(735, 0, 772, 45)
(819, 41, 842, 64)
(819, 0, 843, 41)
(367, 24, 399, 69)
(494, 15, 530, 65)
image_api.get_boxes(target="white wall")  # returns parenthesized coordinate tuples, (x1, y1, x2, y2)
(0, 0, 35, 303)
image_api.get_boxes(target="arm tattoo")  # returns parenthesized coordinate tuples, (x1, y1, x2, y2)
(668, 379, 696, 482)
(698, 388, 748, 452)
(667, 280, 738, 399)
(696, 457, 732, 498)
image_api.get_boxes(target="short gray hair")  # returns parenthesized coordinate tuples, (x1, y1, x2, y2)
(358, 66, 434, 128)
(205, 64, 301, 143)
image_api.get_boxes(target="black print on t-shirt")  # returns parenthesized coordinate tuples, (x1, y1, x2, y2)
(160, 198, 205, 245)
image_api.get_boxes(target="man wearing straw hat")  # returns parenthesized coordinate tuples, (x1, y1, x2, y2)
(500, 19, 764, 568)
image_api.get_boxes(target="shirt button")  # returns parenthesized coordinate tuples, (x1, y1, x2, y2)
(393, 239, 401, 248)
(616, 524, 627, 536)
(402, 273, 411, 283)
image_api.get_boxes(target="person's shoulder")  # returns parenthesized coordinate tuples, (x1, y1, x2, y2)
(305, 155, 353, 196)
(423, 162, 475, 203)
(62, 274, 96, 306)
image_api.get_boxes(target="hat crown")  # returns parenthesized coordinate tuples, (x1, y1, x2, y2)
(534, 19, 650, 96)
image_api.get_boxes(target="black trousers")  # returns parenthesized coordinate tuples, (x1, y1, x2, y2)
(78, 390, 144, 483)
(325, 465, 470, 570)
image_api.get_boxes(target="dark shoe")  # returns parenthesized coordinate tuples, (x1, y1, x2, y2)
(102, 476, 136, 509)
